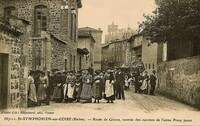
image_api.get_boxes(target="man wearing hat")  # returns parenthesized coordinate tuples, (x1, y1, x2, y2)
(115, 68, 125, 100)
(150, 70, 157, 95)
(73, 71, 83, 102)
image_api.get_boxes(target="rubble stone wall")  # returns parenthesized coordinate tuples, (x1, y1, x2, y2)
(157, 56, 200, 108)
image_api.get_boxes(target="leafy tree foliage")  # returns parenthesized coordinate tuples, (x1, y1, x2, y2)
(139, 0, 200, 44)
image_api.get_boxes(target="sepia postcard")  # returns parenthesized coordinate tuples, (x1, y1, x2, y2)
(0, 0, 200, 126)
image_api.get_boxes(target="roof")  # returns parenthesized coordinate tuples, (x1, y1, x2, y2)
(78, 26, 103, 32)
(127, 33, 143, 42)
(0, 19, 23, 35)
(78, 31, 96, 42)
(9, 15, 31, 25)
(77, 48, 89, 55)
(50, 33, 67, 44)
(101, 43, 110, 48)
(101, 38, 129, 48)
(110, 38, 128, 43)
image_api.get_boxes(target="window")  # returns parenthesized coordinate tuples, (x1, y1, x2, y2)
(70, 54, 72, 70)
(73, 55, 75, 70)
(70, 13, 73, 39)
(145, 64, 147, 69)
(149, 64, 151, 69)
(34, 5, 48, 36)
(153, 63, 155, 69)
(74, 15, 77, 41)
(4, 6, 16, 21)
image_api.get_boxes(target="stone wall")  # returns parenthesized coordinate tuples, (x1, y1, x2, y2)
(77, 37, 94, 69)
(0, 23, 28, 109)
(157, 56, 200, 108)
(0, 0, 80, 71)
(91, 31, 102, 71)
(51, 37, 66, 71)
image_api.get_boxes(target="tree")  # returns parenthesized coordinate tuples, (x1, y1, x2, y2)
(139, 0, 200, 44)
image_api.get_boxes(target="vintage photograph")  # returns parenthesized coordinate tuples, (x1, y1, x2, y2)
(0, 0, 200, 126)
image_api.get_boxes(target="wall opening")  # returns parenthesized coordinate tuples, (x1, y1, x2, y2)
(0, 53, 9, 110)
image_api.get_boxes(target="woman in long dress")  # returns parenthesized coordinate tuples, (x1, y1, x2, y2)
(93, 71, 102, 103)
(52, 72, 64, 103)
(104, 68, 115, 103)
(65, 71, 75, 102)
(73, 71, 82, 102)
(140, 71, 149, 94)
(27, 70, 37, 107)
(37, 71, 49, 105)
(80, 69, 93, 103)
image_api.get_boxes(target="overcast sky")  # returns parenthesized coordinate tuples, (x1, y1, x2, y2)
(78, 0, 156, 43)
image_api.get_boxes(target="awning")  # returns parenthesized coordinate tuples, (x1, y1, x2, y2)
(77, 48, 89, 55)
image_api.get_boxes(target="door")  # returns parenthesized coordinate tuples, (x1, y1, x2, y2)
(0, 53, 8, 110)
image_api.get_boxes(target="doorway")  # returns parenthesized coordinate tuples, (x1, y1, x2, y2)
(0, 53, 9, 110)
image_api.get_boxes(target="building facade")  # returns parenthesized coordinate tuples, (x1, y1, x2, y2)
(0, 0, 82, 109)
(0, 16, 31, 110)
(77, 31, 95, 70)
(0, 0, 82, 72)
(128, 34, 164, 74)
(101, 39, 131, 71)
(78, 27, 103, 71)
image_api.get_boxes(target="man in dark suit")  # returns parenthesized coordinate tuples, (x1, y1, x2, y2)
(115, 68, 125, 100)
(150, 70, 157, 95)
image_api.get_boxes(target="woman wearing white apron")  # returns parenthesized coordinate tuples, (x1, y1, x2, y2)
(104, 68, 115, 103)
(65, 71, 75, 102)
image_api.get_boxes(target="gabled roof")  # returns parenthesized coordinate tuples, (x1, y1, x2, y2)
(127, 33, 143, 42)
(78, 31, 96, 42)
(78, 26, 103, 32)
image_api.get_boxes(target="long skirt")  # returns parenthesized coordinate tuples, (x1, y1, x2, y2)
(93, 82, 102, 100)
(80, 83, 92, 100)
(67, 83, 75, 99)
(74, 84, 82, 98)
(53, 85, 63, 101)
(37, 84, 47, 101)
(63, 84, 68, 100)
(140, 81, 147, 91)
(105, 80, 115, 100)
(28, 84, 37, 102)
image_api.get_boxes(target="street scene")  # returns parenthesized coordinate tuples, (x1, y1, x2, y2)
(0, 0, 200, 126)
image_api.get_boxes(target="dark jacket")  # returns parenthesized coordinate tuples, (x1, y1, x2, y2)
(116, 72, 125, 85)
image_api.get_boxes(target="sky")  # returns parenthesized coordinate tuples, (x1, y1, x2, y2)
(78, 0, 156, 43)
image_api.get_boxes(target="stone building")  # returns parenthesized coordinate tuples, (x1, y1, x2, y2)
(101, 43, 109, 70)
(77, 30, 95, 70)
(0, 0, 82, 71)
(128, 34, 164, 74)
(78, 27, 103, 71)
(0, 0, 82, 109)
(105, 22, 135, 44)
(101, 39, 131, 71)
(0, 16, 31, 110)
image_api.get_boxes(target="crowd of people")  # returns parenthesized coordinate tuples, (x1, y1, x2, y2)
(27, 67, 157, 107)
